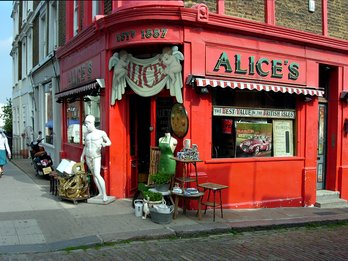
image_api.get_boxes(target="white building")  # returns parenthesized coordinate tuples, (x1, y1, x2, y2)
(11, 1, 65, 164)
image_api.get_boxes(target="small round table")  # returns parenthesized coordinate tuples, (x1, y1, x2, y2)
(172, 191, 205, 220)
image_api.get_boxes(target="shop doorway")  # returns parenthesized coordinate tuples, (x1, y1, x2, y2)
(317, 64, 334, 190)
(128, 95, 174, 196)
(317, 103, 327, 189)
(129, 95, 151, 195)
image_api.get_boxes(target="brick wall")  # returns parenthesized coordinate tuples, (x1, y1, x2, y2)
(181, 1, 348, 42)
(328, 0, 348, 40)
(224, 0, 264, 22)
(104, 0, 112, 15)
(275, 0, 322, 34)
(58, 1, 66, 47)
(184, 0, 217, 13)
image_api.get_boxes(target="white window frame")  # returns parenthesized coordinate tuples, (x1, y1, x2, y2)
(12, 8, 19, 37)
(39, 11, 47, 61)
(27, 31, 32, 74)
(12, 55, 15, 85)
(22, 40, 26, 78)
(27, 1, 33, 13)
(44, 83, 53, 144)
(13, 50, 18, 83)
(22, 1, 27, 23)
(92, 0, 100, 18)
(12, 54, 14, 84)
(48, 1, 58, 52)
(73, 0, 79, 36)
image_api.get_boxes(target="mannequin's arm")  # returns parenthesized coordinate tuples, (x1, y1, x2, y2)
(102, 131, 112, 147)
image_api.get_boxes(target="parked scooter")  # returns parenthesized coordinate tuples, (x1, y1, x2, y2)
(27, 138, 54, 176)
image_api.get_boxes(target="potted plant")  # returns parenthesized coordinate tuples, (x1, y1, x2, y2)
(142, 190, 163, 206)
(143, 190, 163, 201)
(151, 172, 172, 192)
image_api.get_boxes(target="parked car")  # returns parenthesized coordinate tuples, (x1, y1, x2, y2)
(239, 136, 272, 155)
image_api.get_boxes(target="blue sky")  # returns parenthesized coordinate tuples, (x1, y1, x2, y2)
(0, 1, 13, 105)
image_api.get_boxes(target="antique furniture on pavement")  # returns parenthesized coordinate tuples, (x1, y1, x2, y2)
(199, 182, 229, 221)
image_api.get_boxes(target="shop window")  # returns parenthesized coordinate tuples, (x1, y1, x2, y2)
(83, 95, 100, 130)
(66, 94, 100, 144)
(92, 0, 100, 18)
(48, 1, 58, 52)
(39, 12, 47, 61)
(156, 97, 174, 142)
(44, 84, 53, 144)
(73, 0, 79, 36)
(212, 88, 296, 158)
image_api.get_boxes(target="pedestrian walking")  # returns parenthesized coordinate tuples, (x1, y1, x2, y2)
(0, 128, 11, 177)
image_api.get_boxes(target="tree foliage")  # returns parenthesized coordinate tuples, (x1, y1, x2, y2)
(1, 98, 12, 134)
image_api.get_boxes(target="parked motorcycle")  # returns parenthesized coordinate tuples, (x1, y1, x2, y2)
(27, 138, 54, 176)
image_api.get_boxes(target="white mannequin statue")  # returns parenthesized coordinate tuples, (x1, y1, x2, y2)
(80, 115, 112, 202)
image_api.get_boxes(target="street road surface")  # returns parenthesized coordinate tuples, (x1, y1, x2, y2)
(1, 223, 347, 260)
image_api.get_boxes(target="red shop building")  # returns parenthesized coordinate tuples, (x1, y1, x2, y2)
(56, 0, 348, 208)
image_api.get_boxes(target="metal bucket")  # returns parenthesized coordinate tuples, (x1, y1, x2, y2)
(134, 199, 143, 217)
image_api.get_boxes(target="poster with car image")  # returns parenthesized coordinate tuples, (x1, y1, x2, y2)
(272, 120, 293, 156)
(236, 122, 272, 157)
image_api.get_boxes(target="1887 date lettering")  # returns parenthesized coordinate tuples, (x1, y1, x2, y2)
(117, 28, 168, 42)
(141, 28, 168, 39)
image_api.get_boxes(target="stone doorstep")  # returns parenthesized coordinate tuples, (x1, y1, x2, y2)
(314, 199, 348, 208)
(315, 190, 348, 208)
(316, 190, 340, 200)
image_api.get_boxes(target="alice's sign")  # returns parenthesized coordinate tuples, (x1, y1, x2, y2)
(67, 61, 92, 88)
(61, 55, 101, 90)
(213, 106, 296, 119)
(206, 46, 306, 85)
(214, 52, 299, 80)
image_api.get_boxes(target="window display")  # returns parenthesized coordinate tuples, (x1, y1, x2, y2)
(212, 88, 296, 158)
(236, 122, 272, 157)
(66, 95, 100, 145)
(44, 85, 53, 144)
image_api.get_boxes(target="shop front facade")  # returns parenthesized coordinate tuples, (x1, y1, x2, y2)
(57, 2, 348, 208)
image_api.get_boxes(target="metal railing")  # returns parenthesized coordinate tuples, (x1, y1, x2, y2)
(11, 135, 29, 159)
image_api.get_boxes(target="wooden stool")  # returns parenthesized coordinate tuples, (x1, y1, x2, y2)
(199, 182, 229, 221)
